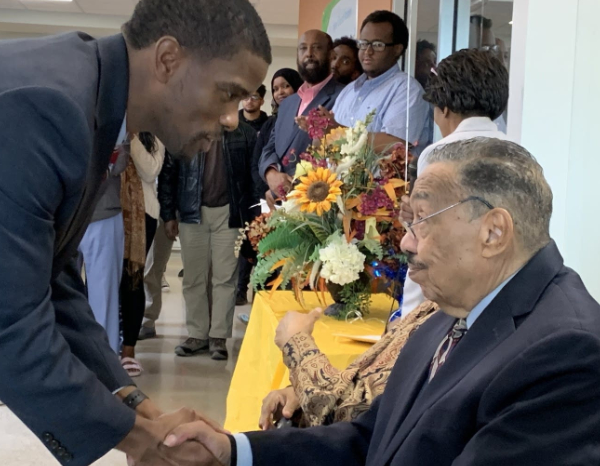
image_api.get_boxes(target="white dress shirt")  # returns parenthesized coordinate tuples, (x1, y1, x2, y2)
(401, 117, 509, 317)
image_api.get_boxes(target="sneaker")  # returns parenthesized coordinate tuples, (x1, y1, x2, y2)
(175, 337, 209, 357)
(161, 276, 170, 292)
(236, 293, 248, 306)
(209, 338, 228, 361)
(178, 269, 184, 278)
(237, 313, 250, 325)
(138, 326, 157, 341)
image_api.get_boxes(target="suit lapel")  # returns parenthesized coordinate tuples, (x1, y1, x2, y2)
(57, 34, 129, 256)
(375, 241, 564, 466)
(302, 78, 337, 116)
(369, 312, 454, 465)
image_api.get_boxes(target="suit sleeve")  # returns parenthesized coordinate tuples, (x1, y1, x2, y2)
(453, 330, 600, 466)
(244, 395, 379, 466)
(252, 118, 273, 200)
(258, 121, 280, 181)
(0, 87, 135, 466)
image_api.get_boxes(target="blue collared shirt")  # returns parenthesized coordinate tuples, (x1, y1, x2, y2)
(466, 272, 518, 329)
(332, 65, 432, 153)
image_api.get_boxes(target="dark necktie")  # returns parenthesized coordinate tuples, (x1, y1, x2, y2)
(429, 318, 468, 381)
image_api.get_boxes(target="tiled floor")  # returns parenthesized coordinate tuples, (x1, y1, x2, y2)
(0, 252, 251, 465)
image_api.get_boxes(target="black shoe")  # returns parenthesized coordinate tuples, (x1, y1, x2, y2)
(209, 338, 228, 360)
(175, 337, 208, 357)
(236, 293, 248, 306)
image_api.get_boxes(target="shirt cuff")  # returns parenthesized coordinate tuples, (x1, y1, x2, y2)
(232, 434, 253, 466)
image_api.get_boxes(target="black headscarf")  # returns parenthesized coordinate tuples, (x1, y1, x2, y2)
(271, 68, 303, 95)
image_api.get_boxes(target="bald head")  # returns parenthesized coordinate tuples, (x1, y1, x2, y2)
(297, 29, 334, 84)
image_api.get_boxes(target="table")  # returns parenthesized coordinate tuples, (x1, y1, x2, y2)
(225, 290, 396, 432)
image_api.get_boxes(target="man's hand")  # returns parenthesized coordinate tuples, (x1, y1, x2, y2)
(400, 195, 413, 224)
(259, 386, 300, 431)
(265, 168, 293, 197)
(316, 106, 340, 128)
(274, 308, 323, 350)
(294, 115, 308, 132)
(163, 421, 231, 466)
(164, 220, 179, 241)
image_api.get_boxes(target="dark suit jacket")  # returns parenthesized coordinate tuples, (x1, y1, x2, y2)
(0, 33, 135, 465)
(258, 78, 345, 179)
(246, 241, 600, 465)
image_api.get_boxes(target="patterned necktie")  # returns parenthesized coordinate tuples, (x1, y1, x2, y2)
(429, 318, 468, 381)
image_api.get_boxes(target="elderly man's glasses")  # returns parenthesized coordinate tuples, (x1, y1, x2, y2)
(402, 196, 494, 238)
(357, 40, 397, 52)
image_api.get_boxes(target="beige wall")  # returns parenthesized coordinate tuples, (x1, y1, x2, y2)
(298, 0, 393, 38)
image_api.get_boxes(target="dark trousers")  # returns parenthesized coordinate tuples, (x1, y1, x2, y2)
(237, 256, 253, 297)
(121, 214, 157, 347)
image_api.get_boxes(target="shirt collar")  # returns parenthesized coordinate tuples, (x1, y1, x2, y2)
(466, 271, 520, 329)
(454, 116, 498, 134)
(352, 64, 401, 90)
(297, 74, 333, 100)
(116, 115, 127, 146)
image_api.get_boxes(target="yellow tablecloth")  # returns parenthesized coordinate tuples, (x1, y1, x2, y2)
(225, 290, 396, 432)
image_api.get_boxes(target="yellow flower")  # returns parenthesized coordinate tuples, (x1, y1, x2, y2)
(325, 127, 348, 146)
(288, 167, 343, 216)
(294, 160, 314, 180)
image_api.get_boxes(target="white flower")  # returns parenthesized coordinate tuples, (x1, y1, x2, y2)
(341, 120, 369, 156)
(334, 155, 356, 179)
(319, 234, 366, 286)
(279, 198, 300, 213)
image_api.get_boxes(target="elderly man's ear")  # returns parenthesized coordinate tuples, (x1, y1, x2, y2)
(480, 208, 514, 259)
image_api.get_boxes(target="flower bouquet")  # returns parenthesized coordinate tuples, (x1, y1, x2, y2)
(242, 110, 411, 319)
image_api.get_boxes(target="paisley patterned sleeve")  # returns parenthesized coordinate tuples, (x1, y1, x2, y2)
(281, 302, 438, 427)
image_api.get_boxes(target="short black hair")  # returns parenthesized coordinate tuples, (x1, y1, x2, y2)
(423, 48, 508, 120)
(256, 84, 267, 99)
(361, 10, 409, 52)
(123, 0, 272, 64)
(416, 39, 436, 57)
(332, 36, 363, 73)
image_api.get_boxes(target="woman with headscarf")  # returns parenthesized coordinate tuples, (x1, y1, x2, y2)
(251, 68, 303, 208)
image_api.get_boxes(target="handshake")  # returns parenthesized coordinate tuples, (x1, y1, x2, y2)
(117, 405, 232, 466)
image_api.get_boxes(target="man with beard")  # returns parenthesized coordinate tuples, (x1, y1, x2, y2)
(331, 37, 363, 85)
(0, 0, 270, 464)
(259, 30, 345, 199)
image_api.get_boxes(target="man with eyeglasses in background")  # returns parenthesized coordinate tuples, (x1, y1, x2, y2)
(240, 84, 270, 135)
(313, 10, 431, 154)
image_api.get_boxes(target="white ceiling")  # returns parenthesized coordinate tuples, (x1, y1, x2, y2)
(0, 0, 299, 45)
(0, 0, 299, 25)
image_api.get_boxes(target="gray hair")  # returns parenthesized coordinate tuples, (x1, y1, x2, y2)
(427, 138, 553, 253)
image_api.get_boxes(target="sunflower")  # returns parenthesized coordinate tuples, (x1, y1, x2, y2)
(288, 167, 343, 216)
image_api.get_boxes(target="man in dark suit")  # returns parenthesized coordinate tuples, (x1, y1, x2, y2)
(0, 0, 270, 464)
(165, 138, 600, 465)
(258, 30, 345, 203)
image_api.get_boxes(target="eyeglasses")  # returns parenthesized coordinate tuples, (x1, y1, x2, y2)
(357, 40, 397, 52)
(244, 95, 262, 102)
(402, 196, 494, 238)
(480, 45, 500, 54)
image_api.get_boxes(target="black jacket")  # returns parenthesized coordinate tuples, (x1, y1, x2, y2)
(251, 114, 276, 200)
(158, 121, 258, 229)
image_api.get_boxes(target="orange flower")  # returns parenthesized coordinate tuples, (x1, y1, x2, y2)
(325, 126, 348, 146)
(288, 167, 343, 216)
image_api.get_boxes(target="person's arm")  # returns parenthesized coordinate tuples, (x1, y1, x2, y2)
(129, 136, 165, 183)
(244, 127, 259, 209)
(258, 123, 281, 181)
(252, 119, 273, 201)
(453, 330, 600, 465)
(157, 150, 179, 223)
(0, 87, 138, 465)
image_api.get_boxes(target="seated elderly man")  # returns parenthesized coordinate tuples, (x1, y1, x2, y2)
(163, 138, 600, 466)
(259, 301, 438, 429)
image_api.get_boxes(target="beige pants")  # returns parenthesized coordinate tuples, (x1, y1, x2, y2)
(143, 218, 174, 327)
(179, 205, 239, 340)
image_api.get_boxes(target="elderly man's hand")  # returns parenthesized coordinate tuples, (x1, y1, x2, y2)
(259, 386, 300, 430)
(274, 308, 323, 350)
(162, 421, 231, 466)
